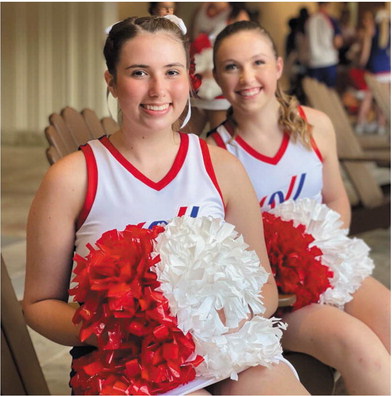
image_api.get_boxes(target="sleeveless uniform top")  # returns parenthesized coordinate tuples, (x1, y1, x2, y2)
(208, 111, 323, 211)
(75, 133, 225, 257)
(70, 132, 224, 368)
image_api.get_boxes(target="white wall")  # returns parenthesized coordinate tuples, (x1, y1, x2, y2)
(1, 2, 361, 144)
(1, 2, 117, 144)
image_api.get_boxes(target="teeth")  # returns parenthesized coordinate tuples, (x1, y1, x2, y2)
(240, 88, 260, 97)
(144, 104, 169, 111)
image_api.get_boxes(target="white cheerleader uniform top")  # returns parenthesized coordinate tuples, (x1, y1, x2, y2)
(75, 133, 225, 257)
(208, 110, 323, 211)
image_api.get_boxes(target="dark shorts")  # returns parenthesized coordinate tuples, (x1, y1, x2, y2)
(308, 65, 338, 88)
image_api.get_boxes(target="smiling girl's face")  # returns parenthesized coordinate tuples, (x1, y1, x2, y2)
(214, 30, 283, 114)
(106, 31, 189, 133)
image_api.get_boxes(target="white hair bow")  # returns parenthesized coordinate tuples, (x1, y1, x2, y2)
(163, 14, 187, 35)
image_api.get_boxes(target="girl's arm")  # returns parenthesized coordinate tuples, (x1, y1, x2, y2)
(208, 145, 279, 318)
(304, 106, 351, 228)
(22, 151, 97, 347)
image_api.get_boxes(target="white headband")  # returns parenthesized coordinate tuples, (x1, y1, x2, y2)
(163, 15, 187, 35)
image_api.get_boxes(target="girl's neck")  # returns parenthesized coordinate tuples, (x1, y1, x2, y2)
(232, 99, 282, 138)
(110, 122, 179, 163)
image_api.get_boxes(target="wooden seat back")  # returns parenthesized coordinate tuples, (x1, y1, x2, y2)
(45, 107, 119, 165)
(1, 255, 50, 395)
(302, 77, 387, 209)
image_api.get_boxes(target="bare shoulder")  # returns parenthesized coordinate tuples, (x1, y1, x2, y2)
(35, 150, 87, 214)
(300, 105, 337, 152)
(206, 143, 252, 202)
(44, 150, 86, 188)
(301, 105, 334, 134)
(207, 143, 244, 174)
(302, 106, 335, 143)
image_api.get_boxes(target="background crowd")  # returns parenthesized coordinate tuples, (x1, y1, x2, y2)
(151, 1, 390, 137)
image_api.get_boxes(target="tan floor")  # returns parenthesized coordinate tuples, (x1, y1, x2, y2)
(1, 144, 390, 395)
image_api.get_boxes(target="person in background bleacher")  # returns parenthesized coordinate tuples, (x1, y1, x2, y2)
(148, 2, 176, 17)
(353, 8, 390, 135)
(306, 2, 343, 88)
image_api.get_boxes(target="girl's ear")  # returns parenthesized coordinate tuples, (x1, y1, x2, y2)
(276, 56, 284, 80)
(104, 70, 117, 98)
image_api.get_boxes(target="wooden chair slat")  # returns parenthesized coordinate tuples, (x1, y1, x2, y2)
(44, 107, 119, 166)
(46, 145, 62, 166)
(1, 256, 50, 395)
(61, 107, 96, 147)
(302, 77, 389, 209)
(101, 116, 119, 135)
(364, 73, 391, 124)
(45, 124, 74, 158)
(48, 113, 78, 153)
(82, 108, 106, 139)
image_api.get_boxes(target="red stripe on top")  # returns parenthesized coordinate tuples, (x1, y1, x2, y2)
(310, 137, 323, 162)
(100, 133, 189, 191)
(224, 118, 289, 165)
(199, 138, 225, 211)
(236, 133, 290, 165)
(297, 105, 307, 120)
(76, 144, 98, 230)
(297, 105, 324, 163)
(211, 132, 227, 149)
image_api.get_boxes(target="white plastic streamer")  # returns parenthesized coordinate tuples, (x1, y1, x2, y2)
(152, 216, 286, 381)
(269, 198, 375, 310)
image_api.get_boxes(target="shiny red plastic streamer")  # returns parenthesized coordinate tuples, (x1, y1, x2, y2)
(262, 212, 333, 312)
(69, 225, 203, 395)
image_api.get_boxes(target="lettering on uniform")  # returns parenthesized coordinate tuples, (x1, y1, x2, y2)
(259, 173, 306, 209)
(137, 206, 200, 229)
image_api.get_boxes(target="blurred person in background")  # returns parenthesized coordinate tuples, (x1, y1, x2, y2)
(284, 7, 309, 103)
(306, 2, 343, 88)
(148, 2, 176, 16)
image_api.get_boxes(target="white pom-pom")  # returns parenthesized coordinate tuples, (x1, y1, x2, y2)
(153, 216, 285, 380)
(269, 198, 374, 309)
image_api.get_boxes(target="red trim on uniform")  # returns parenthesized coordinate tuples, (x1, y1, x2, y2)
(298, 105, 324, 163)
(100, 134, 189, 191)
(76, 144, 98, 230)
(310, 137, 324, 162)
(235, 133, 290, 165)
(210, 132, 227, 149)
(297, 105, 307, 121)
(199, 138, 225, 210)
(224, 119, 235, 136)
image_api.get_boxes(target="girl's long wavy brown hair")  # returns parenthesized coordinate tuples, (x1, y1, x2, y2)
(213, 20, 312, 148)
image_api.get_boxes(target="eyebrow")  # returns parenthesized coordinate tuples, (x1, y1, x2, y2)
(125, 63, 185, 70)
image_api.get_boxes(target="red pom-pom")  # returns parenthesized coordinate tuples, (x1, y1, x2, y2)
(262, 212, 333, 312)
(190, 33, 212, 58)
(69, 225, 203, 395)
